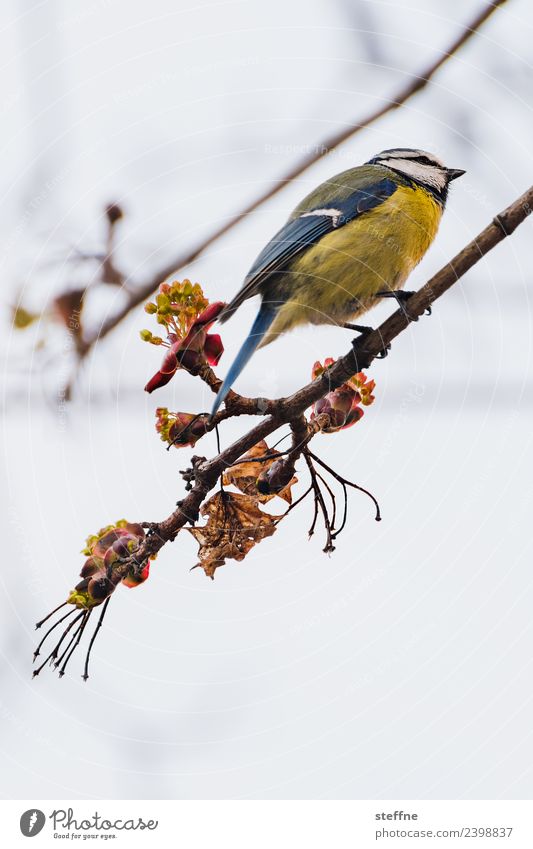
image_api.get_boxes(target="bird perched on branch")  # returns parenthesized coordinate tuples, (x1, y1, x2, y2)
(211, 147, 464, 416)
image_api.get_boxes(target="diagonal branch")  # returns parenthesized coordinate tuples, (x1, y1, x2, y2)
(72, 0, 508, 374)
(115, 182, 532, 576)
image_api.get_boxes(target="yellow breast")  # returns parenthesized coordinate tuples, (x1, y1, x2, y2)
(263, 184, 443, 344)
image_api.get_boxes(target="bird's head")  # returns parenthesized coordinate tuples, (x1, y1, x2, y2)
(367, 148, 465, 202)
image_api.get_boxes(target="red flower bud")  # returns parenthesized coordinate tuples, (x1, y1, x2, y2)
(203, 333, 223, 366)
(155, 408, 209, 448)
(310, 359, 375, 433)
(122, 560, 151, 588)
(144, 294, 226, 393)
(80, 521, 151, 594)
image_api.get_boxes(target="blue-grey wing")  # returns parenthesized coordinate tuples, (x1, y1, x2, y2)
(218, 177, 397, 322)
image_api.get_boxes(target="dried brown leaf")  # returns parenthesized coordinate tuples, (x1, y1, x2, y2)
(188, 490, 280, 578)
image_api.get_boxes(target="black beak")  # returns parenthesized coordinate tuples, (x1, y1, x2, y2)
(447, 168, 466, 181)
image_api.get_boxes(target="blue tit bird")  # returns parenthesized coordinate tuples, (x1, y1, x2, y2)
(211, 147, 464, 416)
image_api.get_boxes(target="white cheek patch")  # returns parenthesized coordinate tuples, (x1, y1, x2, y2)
(301, 208, 343, 227)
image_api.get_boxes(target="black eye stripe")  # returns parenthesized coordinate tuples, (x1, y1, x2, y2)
(383, 153, 439, 167)
(371, 152, 442, 169)
(411, 155, 437, 166)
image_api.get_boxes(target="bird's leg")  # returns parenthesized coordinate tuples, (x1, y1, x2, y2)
(343, 323, 390, 360)
(375, 289, 431, 321)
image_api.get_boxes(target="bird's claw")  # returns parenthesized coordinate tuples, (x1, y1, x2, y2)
(375, 290, 431, 322)
(346, 324, 390, 361)
(375, 343, 391, 359)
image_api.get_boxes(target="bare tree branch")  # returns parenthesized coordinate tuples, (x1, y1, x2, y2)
(71, 0, 508, 377)
(115, 182, 533, 574)
(34, 182, 532, 679)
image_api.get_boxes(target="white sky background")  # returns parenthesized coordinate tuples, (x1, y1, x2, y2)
(1, 0, 533, 799)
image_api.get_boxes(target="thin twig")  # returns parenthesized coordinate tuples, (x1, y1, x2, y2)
(308, 489, 320, 540)
(57, 613, 91, 678)
(35, 601, 68, 629)
(55, 611, 90, 675)
(332, 477, 349, 542)
(315, 469, 337, 532)
(275, 483, 314, 524)
(304, 450, 335, 553)
(33, 607, 76, 659)
(83, 598, 110, 681)
(309, 451, 381, 522)
(32, 611, 85, 677)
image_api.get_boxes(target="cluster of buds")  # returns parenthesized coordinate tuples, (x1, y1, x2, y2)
(33, 521, 152, 680)
(142, 280, 225, 392)
(310, 358, 376, 433)
(155, 407, 209, 449)
(72, 520, 151, 607)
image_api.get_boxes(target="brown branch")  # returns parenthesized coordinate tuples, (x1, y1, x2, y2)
(71, 0, 507, 375)
(115, 183, 533, 577)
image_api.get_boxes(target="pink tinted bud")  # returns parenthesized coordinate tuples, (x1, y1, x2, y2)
(92, 529, 127, 558)
(159, 347, 179, 375)
(88, 574, 117, 601)
(123, 522, 144, 538)
(111, 535, 136, 558)
(329, 387, 357, 415)
(80, 556, 102, 578)
(195, 301, 225, 326)
(203, 333, 224, 365)
(144, 369, 174, 393)
(103, 546, 118, 570)
(176, 348, 202, 373)
(122, 560, 151, 588)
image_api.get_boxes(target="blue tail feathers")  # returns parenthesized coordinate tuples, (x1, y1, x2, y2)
(210, 304, 277, 418)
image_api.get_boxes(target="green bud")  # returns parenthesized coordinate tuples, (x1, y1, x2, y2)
(144, 302, 157, 314)
(140, 329, 152, 342)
